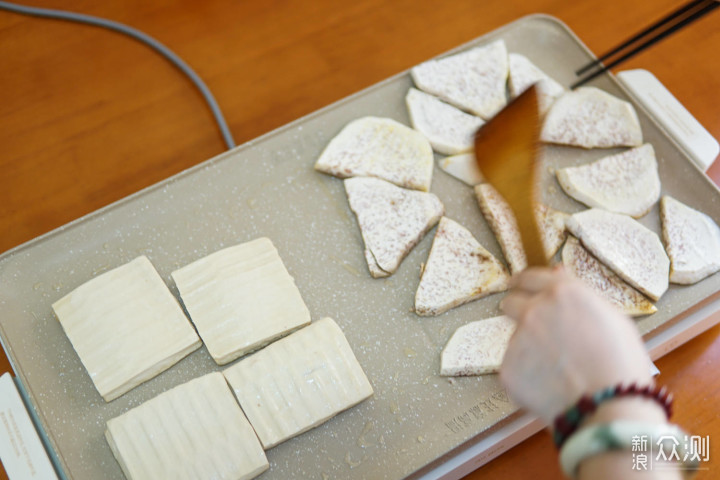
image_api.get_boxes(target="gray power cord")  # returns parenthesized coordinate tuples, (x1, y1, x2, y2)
(0, 1, 236, 150)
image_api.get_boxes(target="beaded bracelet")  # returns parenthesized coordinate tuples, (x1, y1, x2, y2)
(552, 383, 673, 448)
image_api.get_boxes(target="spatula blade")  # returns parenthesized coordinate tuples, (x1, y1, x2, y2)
(474, 84, 546, 267)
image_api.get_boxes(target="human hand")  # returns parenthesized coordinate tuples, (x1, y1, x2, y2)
(499, 267, 654, 424)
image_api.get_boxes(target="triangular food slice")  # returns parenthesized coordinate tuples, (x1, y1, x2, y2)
(556, 144, 660, 218)
(661, 196, 720, 284)
(314, 116, 434, 191)
(563, 236, 657, 316)
(52, 256, 201, 402)
(171, 238, 311, 365)
(411, 39, 509, 119)
(223, 318, 373, 450)
(406, 87, 485, 155)
(541, 86, 643, 148)
(536, 203, 569, 259)
(508, 53, 565, 113)
(440, 315, 516, 376)
(345, 177, 444, 278)
(415, 217, 509, 316)
(106, 372, 268, 480)
(566, 209, 669, 301)
(439, 153, 485, 186)
(474, 183, 527, 274)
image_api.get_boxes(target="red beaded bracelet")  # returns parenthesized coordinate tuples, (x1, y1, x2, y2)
(552, 383, 673, 448)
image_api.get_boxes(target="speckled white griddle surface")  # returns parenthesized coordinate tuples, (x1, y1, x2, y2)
(2, 15, 720, 480)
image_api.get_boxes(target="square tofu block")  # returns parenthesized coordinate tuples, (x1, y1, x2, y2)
(106, 372, 268, 480)
(171, 237, 311, 365)
(52, 256, 201, 402)
(223, 317, 373, 449)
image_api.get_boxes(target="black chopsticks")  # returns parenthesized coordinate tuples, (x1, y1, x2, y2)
(571, 0, 720, 89)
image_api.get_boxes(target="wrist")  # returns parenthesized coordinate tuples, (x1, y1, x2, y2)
(553, 382, 672, 448)
(560, 421, 692, 479)
(578, 395, 679, 478)
(583, 394, 669, 427)
(556, 383, 691, 480)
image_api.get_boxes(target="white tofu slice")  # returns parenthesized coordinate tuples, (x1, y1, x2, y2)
(405, 87, 485, 155)
(566, 209, 669, 301)
(314, 116, 434, 191)
(223, 317, 373, 450)
(474, 183, 527, 274)
(541, 86, 643, 148)
(508, 53, 565, 113)
(52, 256, 201, 402)
(661, 196, 720, 284)
(563, 236, 657, 317)
(535, 203, 569, 259)
(345, 176, 444, 278)
(171, 238, 311, 365)
(439, 153, 485, 186)
(440, 315, 516, 376)
(411, 39, 509, 119)
(415, 217, 509, 316)
(556, 144, 660, 218)
(106, 372, 268, 480)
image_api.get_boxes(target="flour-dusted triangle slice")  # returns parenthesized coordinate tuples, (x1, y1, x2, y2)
(223, 318, 373, 450)
(566, 209, 669, 301)
(52, 256, 201, 402)
(405, 87, 484, 155)
(106, 372, 268, 480)
(541, 86, 643, 148)
(508, 53, 565, 113)
(345, 177, 444, 278)
(171, 238, 311, 365)
(439, 153, 485, 186)
(563, 236, 657, 317)
(411, 39, 509, 119)
(314, 116, 434, 191)
(440, 315, 516, 376)
(415, 217, 510, 316)
(556, 144, 660, 218)
(535, 203, 569, 259)
(661, 196, 720, 284)
(474, 183, 527, 273)
(363, 248, 389, 278)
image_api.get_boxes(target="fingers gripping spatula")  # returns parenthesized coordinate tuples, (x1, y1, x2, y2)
(474, 84, 547, 267)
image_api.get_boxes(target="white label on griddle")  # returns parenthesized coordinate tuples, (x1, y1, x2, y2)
(0, 373, 58, 480)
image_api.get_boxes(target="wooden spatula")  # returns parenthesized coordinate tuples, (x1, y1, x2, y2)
(474, 84, 546, 267)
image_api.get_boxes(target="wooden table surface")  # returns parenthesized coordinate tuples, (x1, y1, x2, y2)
(1, 1, 719, 478)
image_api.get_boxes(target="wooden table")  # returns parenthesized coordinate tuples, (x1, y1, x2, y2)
(1, 1, 719, 478)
